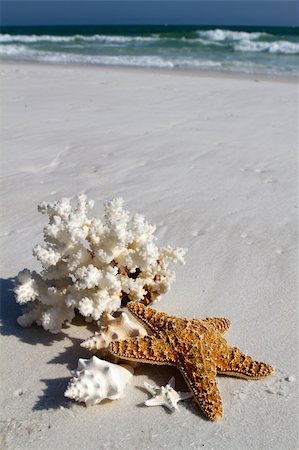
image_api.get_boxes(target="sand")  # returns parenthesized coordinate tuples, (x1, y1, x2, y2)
(0, 62, 297, 449)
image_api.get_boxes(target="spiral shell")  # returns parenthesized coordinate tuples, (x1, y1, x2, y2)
(81, 311, 147, 354)
(64, 356, 134, 406)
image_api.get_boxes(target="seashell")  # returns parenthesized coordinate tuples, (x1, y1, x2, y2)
(64, 356, 134, 406)
(81, 310, 147, 354)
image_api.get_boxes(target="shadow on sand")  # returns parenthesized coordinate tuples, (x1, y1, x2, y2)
(0, 278, 202, 417)
(0, 277, 93, 411)
(0, 277, 65, 346)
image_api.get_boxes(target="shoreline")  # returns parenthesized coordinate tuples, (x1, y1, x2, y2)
(1, 59, 298, 84)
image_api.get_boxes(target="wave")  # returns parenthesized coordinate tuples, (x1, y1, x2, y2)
(197, 29, 299, 54)
(1, 28, 298, 75)
(0, 29, 271, 44)
(0, 33, 162, 44)
(0, 45, 226, 69)
(197, 29, 268, 42)
(0, 44, 27, 55)
(1, 30, 299, 54)
(1, 44, 296, 76)
(235, 39, 299, 54)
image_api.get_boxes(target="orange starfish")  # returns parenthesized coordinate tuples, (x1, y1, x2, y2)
(109, 302, 274, 420)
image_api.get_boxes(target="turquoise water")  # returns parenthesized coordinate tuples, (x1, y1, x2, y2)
(1, 26, 298, 76)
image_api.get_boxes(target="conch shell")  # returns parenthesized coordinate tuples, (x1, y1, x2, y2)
(81, 311, 147, 356)
(64, 356, 134, 406)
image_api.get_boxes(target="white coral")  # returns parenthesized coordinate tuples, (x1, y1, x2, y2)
(14, 269, 40, 304)
(14, 195, 186, 333)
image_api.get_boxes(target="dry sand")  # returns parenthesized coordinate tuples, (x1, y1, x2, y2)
(0, 62, 298, 449)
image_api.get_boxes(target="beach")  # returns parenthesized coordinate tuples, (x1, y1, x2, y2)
(0, 62, 297, 449)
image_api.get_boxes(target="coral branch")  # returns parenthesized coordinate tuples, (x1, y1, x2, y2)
(14, 196, 186, 333)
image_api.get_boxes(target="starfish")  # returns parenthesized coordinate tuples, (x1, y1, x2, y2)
(109, 302, 274, 420)
(144, 376, 193, 412)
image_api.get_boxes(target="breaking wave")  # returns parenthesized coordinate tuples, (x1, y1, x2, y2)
(197, 29, 268, 42)
(0, 45, 223, 69)
(0, 33, 162, 44)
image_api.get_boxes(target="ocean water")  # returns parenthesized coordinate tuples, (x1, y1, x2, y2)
(0, 26, 298, 76)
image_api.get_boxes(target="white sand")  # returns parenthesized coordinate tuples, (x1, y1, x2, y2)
(0, 62, 297, 449)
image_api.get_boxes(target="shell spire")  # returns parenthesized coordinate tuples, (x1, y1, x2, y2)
(81, 311, 147, 355)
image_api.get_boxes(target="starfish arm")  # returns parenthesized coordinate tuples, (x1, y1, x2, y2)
(202, 318, 231, 334)
(127, 301, 179, 335)
(178, 391, 194, 400)
(145, 397, 166, 407)
(109, 336, 176, 365)
(179, 359, 223, 421)
(145, 395, 177, 412)
(168, 376, 176, 389)
(216, 346, 275, 379)
(144, 381, 159, 396)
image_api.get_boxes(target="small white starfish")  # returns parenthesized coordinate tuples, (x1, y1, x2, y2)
(143, 377, 193, 412)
